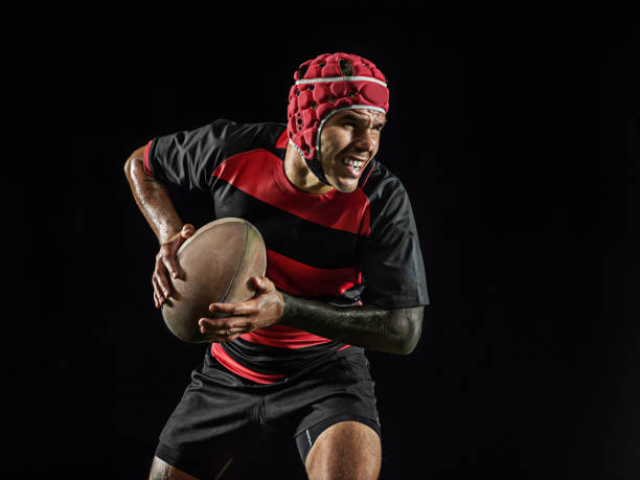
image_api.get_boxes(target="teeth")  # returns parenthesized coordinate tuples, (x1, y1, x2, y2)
(342, 159, 365, 170)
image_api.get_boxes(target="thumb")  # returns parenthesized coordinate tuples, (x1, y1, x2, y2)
(252, 276, 271, 292)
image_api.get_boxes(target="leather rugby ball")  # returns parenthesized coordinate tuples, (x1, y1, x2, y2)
(161, 217, 266, 343)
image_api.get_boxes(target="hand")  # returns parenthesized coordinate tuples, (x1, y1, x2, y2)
(198, 276, 285, 343)
(153, 224, 196, 308)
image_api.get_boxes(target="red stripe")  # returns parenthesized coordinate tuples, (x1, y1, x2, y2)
(360, 160, 376, 188)
(143, 140, 153, 176)
(275, 129, 288, 149)
(239, 325, 332, 349)
(210, 343, 285, 384)
(212, 150, 371, 235)
(266, 249, 361, 297)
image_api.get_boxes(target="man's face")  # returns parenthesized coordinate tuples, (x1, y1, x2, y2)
(318, 109, 386, 193)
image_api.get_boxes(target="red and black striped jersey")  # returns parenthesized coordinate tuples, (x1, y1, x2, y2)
(144, 119, 429, 384)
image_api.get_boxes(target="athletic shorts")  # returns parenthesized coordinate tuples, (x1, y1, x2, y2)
(155, 346, 381, 479)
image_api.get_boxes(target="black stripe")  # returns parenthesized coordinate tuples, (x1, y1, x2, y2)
(211, 179, 362, 270)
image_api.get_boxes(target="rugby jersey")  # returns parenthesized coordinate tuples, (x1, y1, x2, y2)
(144, 119, 429, 384)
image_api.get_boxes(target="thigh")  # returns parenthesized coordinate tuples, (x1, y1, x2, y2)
(154, 352, 264, 478)
(288, 350, 381, 464)
(148, 456, 205, 480)
(154, 440, 246, 480)
(305, 420, 382, 480)
(159, 352, 257, 447)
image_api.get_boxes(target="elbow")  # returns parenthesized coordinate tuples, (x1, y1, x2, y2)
(124, 146, 150, 181)
(388, 306, 424, 355)
(394, 322, 421, 355)
(123, 156, 134, 179)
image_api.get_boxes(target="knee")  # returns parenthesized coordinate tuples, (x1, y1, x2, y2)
(305, 421, 381, 480)
(148, 456, 199, 480)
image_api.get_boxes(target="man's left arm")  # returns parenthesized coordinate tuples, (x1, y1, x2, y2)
(280, 292, 424, 355)
(198, 276, 424, 355)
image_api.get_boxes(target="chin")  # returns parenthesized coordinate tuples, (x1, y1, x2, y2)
(332, 180, 359, 193)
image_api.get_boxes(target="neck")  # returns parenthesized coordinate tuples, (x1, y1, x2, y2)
(283, 143, 334, 195)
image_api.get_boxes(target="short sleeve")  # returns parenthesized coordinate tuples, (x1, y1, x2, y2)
(146, 119, 272, 192)
(359, 180, 429, 309)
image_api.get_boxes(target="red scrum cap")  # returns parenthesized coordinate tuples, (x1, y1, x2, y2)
(286, 52, 390, 185)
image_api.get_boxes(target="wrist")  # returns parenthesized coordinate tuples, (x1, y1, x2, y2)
(278, 291, 296, 327)
(158, 226, 182, 245)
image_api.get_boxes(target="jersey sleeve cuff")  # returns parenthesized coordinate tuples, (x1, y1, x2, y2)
(143, 139, 154, 177)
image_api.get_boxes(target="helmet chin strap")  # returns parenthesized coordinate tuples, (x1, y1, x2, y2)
(289, 138, 334, 187)
(305, 158, 333, 187)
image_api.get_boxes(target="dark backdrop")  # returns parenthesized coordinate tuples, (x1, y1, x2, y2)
(4, 3, 638, 479)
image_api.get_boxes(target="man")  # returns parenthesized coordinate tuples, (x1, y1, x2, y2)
(124, 52, 429, 479)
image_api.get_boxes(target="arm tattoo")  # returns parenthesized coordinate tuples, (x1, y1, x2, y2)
(279, 293, 423, 354)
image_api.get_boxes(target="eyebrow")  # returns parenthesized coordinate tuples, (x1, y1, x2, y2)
(342, 112, 387, 126)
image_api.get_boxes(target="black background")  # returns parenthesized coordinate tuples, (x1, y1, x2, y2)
(4, 3, 638, 479)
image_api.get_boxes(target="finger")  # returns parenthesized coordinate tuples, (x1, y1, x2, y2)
(152, 276, 164, 301)
(154, 290, 165, 308)
(181, 223, 196, 240)
(161, 252, 181, 280)
(200, 317, 252, 330)
(232, 303, 259, 315)
(153, 271, 171, 300)
(198, 317, 251, 335)
(209, 302, 257, 316)
(201, 332, 245, 344)
(155, 254, 175, 294)
(199, 323, 224, 342)
(198, 317, 232, 333)
(201, 332, 241, 344)
(153, 287, 166, 308)
(157, 273, 172, 298)
(199, 320, 245, 342)
(209, 302, 235, 314)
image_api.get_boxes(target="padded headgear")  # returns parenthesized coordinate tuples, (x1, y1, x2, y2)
(286, 52, 390, 186)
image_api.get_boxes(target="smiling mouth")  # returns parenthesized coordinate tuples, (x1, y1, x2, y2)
(341, 157, 367, 172)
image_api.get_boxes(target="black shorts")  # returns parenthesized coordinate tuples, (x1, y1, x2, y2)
(155, 346, 381, 479)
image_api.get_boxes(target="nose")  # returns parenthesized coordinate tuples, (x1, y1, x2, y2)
(353, 128, 376, 153)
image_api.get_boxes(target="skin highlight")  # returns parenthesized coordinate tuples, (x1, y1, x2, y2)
(124, 150, 194, 308)
(148, 457, 198, 480)
(305, 421, 382, 480)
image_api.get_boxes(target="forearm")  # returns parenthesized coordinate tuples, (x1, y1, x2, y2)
(279, 293, 423, 355)
(124, 148, 183, 243)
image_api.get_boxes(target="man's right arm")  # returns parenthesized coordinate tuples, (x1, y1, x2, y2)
(124, 146, 195, 307)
